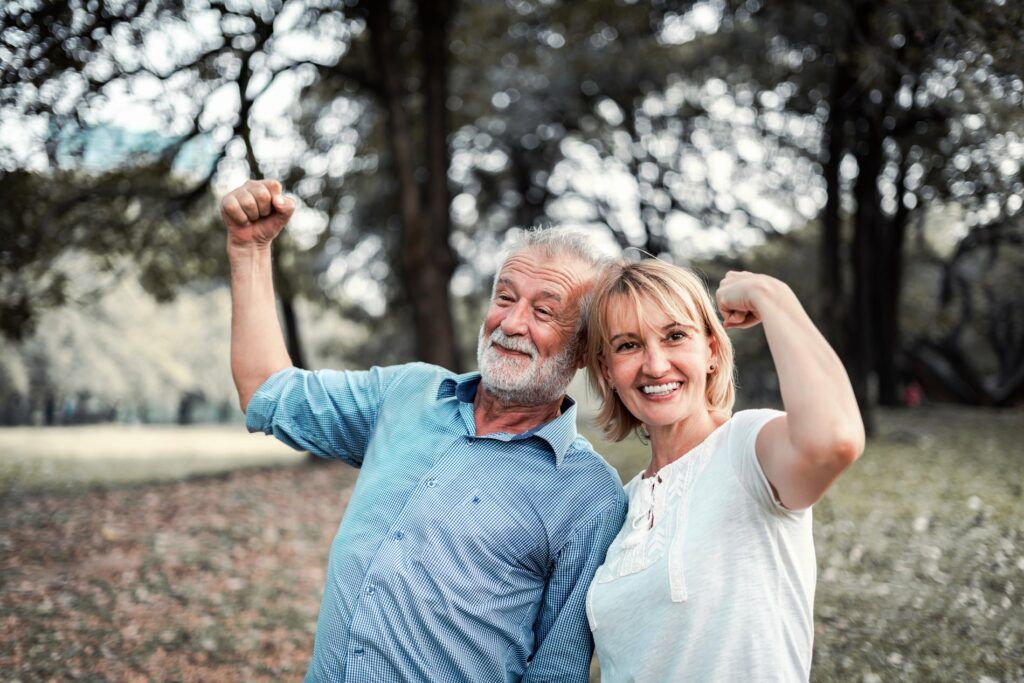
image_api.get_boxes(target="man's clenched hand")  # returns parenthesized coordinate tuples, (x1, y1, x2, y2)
(221, 179, 295, 250)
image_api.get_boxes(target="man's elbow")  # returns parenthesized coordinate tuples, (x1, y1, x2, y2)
(232, 372, 272, 416)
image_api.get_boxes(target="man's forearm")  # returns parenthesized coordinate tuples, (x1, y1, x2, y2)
(229, 244, 293, 412)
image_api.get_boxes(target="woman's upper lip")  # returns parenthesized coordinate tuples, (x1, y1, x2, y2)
(636, 379, 684, 387)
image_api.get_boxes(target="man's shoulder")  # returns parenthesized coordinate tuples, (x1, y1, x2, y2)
(365, 361, 457, 394)
(563, 435, 627, 500)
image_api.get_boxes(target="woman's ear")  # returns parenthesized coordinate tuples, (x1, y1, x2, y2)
(596, 356, 614, 388)
(706, 333, 719, 373)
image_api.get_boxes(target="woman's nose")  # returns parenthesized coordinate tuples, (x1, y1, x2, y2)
(642, 345, 670, 377)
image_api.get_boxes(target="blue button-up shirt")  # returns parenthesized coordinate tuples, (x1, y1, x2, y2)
(246, 363, 627, 682)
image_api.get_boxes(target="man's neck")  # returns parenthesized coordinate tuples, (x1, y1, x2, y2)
(473, 386, 565, 436)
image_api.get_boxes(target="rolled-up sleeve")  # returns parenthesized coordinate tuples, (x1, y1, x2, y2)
(245, 365, 399, 466)
(523, 497, 628, 682)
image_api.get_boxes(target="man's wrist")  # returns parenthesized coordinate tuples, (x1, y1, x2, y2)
(226, 240, 274, 262)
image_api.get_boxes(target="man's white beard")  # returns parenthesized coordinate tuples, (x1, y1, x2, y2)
(477, 324, 578, 406)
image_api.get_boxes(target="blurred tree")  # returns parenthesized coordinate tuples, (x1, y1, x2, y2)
(0, 165, 223, 340)
(0, 266, 238, 425)
(3, 0, 1021, 418)
(0, 0, 687, 368)
(904, 215, 1024, 406)
(685, 0, 1024, 423)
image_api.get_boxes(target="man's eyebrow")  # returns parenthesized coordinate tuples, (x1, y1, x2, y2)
(495, 279, 562, 303)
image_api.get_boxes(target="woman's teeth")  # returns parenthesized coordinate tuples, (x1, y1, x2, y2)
(641, 382, 681, 395)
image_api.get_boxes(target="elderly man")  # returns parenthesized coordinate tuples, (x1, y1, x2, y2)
(222, 179, 627, 682)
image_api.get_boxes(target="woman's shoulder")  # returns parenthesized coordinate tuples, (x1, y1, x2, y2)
(722, 408, 786, 439)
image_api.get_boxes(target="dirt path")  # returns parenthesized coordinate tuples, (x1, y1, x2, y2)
(1, 463, 358, 682)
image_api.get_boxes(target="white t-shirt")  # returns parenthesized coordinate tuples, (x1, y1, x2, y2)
(586, 409, 816, 683)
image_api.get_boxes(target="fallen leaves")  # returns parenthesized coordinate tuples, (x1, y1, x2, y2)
(0, 463, 357, 682)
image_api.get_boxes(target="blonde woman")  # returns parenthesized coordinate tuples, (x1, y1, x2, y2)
(584, 259, 864, 682)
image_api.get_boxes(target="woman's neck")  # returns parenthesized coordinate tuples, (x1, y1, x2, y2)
(644, 409, 720, 477)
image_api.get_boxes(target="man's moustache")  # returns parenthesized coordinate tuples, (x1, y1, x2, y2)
(488, 331, 537, 358)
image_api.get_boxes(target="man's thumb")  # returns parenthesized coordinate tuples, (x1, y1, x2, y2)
(272, 193, 295, 217)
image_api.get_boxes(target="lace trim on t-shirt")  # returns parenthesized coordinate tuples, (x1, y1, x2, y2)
(594, 426, 724, 590)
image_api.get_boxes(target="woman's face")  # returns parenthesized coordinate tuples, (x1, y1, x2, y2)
(602, 294, 717, 430)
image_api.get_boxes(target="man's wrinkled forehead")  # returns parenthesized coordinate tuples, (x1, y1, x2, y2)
(493, 247, 597, 295)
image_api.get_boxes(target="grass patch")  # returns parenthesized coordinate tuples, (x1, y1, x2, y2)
(0, 425, 306, 494)
(1, 408, 1020, 681)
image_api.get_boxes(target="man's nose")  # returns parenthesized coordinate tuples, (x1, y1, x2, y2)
(500, 301, 530, 336)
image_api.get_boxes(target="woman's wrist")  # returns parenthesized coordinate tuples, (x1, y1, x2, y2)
(748, 274, 786, 308)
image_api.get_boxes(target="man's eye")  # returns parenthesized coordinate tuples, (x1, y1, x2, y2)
(537, 308, 552, 317)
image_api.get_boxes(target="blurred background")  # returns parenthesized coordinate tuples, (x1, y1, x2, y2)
(1, 0, 1021, 680)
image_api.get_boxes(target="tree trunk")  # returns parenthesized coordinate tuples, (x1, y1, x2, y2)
(368, 0, 461, 370)
(417, 0, 461, 370)
(874, 149, 909, 405)
(821, 60, 849, 349)
(849, 112, 884, 435)
(275, 270, 307, 370)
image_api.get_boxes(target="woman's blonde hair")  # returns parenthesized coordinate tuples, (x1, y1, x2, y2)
(585, 258, 736, 442)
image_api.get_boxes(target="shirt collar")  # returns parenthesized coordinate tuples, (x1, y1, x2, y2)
(437, 372, 579, 467)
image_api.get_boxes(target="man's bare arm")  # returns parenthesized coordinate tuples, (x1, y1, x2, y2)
(221, 179, 296, 412)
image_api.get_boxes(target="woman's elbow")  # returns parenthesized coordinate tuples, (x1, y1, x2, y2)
(799, 424, 865, 471)
(832, 434, 864, 468)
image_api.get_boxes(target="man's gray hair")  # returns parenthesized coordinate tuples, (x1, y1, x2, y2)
(504, 226, 610, 272)
(494, 226, 612, 332)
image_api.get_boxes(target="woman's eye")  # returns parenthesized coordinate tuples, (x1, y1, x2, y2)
(668, 331, 688, 342)
(614, 341, 638, 352)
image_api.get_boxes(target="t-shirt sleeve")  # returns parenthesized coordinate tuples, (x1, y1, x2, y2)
(244, 365, 403, 466)
(727, 408, 804, 517)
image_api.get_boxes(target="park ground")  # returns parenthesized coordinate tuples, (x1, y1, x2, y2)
(1, 406, 1022, 682)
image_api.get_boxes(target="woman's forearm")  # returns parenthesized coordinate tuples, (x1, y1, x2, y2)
(752, 279, 865, 465)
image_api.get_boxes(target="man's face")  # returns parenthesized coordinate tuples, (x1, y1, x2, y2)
(477, 249, 590, 406)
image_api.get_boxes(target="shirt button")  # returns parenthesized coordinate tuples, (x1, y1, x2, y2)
(426, 477, 437, 488)
(394, 530, 404, 540)
(366, 586, 376, 595)
(353, 646, 365, 657)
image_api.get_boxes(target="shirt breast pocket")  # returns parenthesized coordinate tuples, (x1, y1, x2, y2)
(452, 483, 545, 571)
(410, 478, 548, 608)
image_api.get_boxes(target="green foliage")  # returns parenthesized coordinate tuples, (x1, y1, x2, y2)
(2, 0, 1022, 402)
(0, 165, 223, 339)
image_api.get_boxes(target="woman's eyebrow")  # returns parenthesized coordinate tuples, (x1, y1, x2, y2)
(608, 331, 636, 343)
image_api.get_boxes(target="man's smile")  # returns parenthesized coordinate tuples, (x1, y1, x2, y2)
(490, 341, 534, 359)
